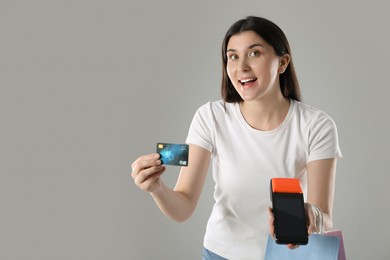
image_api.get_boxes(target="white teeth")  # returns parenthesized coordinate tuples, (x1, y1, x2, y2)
(240, 78, 256, 83)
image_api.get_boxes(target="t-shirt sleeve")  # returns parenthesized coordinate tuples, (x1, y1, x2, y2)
(308, 112, 342, 162)
(185, 102, 214, 153)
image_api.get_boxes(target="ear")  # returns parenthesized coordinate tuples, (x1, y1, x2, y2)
(278, 54, 290, 74)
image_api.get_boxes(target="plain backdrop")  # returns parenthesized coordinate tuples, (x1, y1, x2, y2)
(1, 0, 389, 259)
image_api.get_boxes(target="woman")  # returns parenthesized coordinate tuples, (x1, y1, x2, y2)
(131, 16, 342, 260)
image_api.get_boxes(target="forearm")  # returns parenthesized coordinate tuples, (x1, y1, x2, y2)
(307, 158, 337, 233)
(150, 182, 195, 223)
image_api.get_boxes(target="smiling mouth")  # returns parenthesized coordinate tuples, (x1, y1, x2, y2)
(239, 77, 257, 86)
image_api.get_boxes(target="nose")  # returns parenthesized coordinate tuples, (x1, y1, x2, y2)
(238, 57, 250, 72)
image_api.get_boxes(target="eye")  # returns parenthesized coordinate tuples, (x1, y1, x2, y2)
(249, 50, 261, 57)
(228, 54, 238, 61)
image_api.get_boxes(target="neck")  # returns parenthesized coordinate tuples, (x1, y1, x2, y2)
(240, 96, 291, 131)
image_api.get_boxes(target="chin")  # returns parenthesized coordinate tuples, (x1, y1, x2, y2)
(240, 96, 257, 102)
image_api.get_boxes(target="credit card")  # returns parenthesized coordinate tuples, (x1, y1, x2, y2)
(156, 143, 189, 166)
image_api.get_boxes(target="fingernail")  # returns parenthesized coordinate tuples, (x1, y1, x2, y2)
(154, 153, 160, 158)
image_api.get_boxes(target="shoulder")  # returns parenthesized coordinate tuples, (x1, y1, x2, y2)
(293, 100, 337, 127)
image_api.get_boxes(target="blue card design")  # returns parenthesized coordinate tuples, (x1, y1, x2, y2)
(156, 143, 189, 166)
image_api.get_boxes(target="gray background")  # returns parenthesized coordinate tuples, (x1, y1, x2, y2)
(1, 0, 389, 259)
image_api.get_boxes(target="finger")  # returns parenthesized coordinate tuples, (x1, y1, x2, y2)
(134, 165, 164, 184)
(142, 166, 166, 186)
(132, 153, 160, 169)
(268, 207, 275, 237)
(136, 166, 166, 192)
(269, 224, 275, 238)
(131, 154, 161, 178)
(287, 244, 300, 249)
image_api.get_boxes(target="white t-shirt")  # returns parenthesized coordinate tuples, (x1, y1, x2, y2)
(186, 99, 342, 260)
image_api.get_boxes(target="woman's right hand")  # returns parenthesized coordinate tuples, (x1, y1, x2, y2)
(131, 153, 166, 193)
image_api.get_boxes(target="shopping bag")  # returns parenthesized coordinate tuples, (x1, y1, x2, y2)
(264, 230, 346, 260)
(324, 230, 346, 260)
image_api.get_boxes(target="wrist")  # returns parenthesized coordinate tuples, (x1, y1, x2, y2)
(311, 204, 324, 234)
(149, 180, 166, 197)
(306, 203, 324, 234)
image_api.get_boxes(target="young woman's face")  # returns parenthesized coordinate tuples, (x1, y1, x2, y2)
(226, 30, 284, 102)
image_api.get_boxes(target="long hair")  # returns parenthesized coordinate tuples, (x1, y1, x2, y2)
(221, 16, 301, 102)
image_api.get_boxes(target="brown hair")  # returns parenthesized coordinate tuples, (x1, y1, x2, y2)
(221, 16, 301, 102)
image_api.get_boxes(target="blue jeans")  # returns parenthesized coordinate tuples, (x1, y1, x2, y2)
(202, 247, 228, 260)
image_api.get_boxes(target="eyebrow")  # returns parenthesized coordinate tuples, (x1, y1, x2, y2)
(226, 43, 265, 53)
